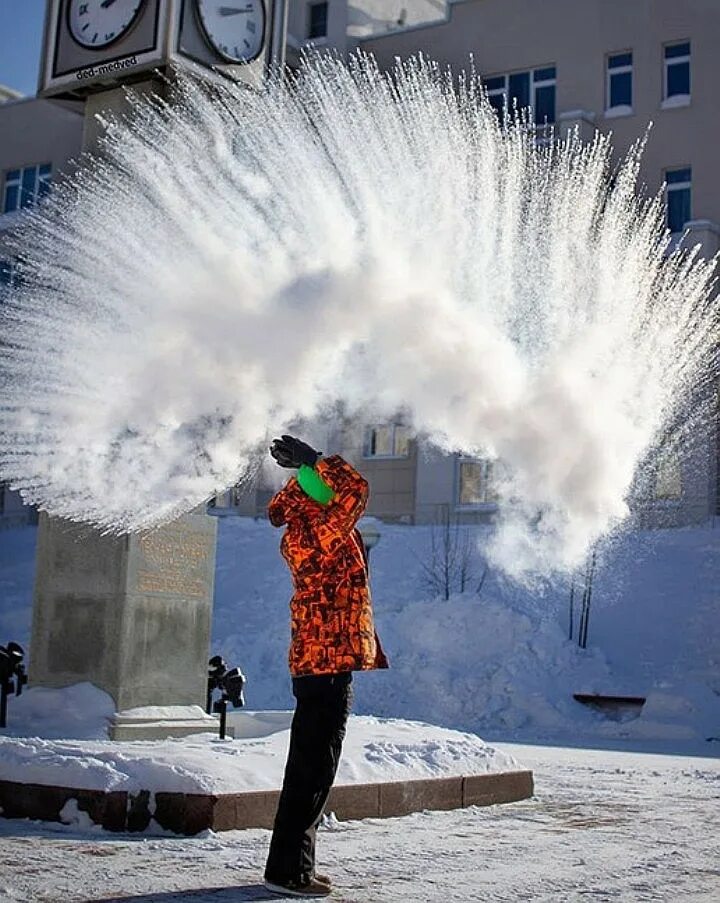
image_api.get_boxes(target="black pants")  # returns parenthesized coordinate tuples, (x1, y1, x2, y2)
(265, 672, 353, 884)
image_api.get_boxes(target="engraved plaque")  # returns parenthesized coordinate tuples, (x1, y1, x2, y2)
(135, 523, 212, 598)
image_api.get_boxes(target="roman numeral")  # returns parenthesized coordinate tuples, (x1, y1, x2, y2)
(79, 3, 89, 14)
(247, 20, 256, 33)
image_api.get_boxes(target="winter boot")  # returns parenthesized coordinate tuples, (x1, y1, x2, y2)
(264, 876, 332, 898)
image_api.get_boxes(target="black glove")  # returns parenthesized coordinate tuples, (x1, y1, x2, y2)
(270, 435, 321, 469)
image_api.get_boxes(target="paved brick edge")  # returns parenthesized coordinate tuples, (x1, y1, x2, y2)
(0, 770, 533, 835)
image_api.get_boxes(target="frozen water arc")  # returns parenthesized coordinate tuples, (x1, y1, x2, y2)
(0, 54, 716, 577)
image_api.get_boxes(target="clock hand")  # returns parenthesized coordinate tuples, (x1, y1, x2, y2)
(219, 5, 253, 15)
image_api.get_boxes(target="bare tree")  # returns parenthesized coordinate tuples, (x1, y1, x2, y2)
(578, 547, 598, 649)
(475, 563, 490, 597)
(568, 576, 576, 641)
(568, 547, 598, 648)
(417, 505, 478, 600)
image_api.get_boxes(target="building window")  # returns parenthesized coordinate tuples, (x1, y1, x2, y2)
(654, 449, 682, 500)
(484, 75, 508, 117)
(606, 51, 633, 112)
(364, 424, 411, 458)
(2, 163, 52, 214)
(0, 259, 15, 288)
(664, 42, 690, 100)
(457, 458, 496, 506)
(484, 66, 556, 125)
(666, 167, 691, 233)
(308, 1, 328, 39)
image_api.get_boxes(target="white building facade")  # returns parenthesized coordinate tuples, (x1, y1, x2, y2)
(0, 91, 84, 527)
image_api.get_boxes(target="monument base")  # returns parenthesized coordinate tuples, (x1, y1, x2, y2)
(0, 771, 534, 834)
(110, 705, 218, 741)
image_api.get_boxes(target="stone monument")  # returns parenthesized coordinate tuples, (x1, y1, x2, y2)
(31, 512, 217, 712)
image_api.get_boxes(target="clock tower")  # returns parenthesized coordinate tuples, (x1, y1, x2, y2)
(39, 0, 287, 98)
(28, 1, 288, 736)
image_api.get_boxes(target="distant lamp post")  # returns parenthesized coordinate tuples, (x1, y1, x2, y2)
(358, 521, 381, 562)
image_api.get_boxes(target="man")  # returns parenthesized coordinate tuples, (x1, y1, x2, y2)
(264, 434, 388, 898)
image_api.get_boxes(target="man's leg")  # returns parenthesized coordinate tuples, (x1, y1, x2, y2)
(265, 672, 353, 885)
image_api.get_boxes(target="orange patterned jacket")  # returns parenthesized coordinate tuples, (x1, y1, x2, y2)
(268, 455, 389, 677)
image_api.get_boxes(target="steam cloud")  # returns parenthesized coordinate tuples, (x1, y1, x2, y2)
(0, 55, 716, 578)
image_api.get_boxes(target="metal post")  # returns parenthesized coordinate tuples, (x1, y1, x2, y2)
(219, 695, 228, 740)
(270, 0, 289, 69)
(0, 681, 8, 729)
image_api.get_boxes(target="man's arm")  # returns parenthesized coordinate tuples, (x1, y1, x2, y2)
(297, 464, 335, 505)
(309, 456, 368, 554)
(269, 437, 368, 549)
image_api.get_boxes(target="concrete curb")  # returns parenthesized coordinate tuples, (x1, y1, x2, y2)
(0, 771, 533, 835)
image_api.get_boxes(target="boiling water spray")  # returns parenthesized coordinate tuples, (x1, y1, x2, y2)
(0, 55, 716, 578)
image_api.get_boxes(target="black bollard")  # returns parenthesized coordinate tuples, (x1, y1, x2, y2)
(0, 642, 28, 729)
(207, 655, 246, 739)
(0, 679, 8, 730)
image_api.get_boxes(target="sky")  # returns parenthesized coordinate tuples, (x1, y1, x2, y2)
(0, 0, 46, 96)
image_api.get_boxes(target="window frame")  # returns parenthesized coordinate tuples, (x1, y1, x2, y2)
(483, 65, 556, 125)
(2, 163, 52, 214)
(663, 41, 690, 101)
(455, 456, 497, 509)
(652, 444, 683, 502)
(665, 166, 692, 234)
(606, 50, 633, 113)
(484, 74, 508, 116)
(0, 258, 16, 289)
(307, 1, 329, 40)
(362, 423, 412, 459)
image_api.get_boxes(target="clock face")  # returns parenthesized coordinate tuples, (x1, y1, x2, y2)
(68, 0, 146, 50)
(196, 0, 266, 63)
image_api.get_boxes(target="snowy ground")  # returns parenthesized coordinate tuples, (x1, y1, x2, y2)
(1, 742, 718, 902)
(1, 519, 718, 898)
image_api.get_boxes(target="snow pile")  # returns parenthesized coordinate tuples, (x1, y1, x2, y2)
(0, 683, 114, 741)
(355, 597, 614, 736)
(584, 526, 720, 690)
(58, 798, 99, 830)
(0, 716, 517, 793)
